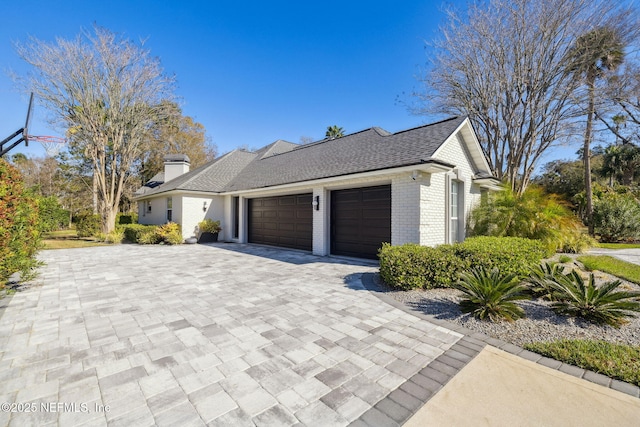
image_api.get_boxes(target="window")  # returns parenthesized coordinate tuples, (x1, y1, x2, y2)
(233, 196, 239, 239)
(147, 201, 152, 213)
(450, 181, 460, 243)
(167, 197, 172, 222)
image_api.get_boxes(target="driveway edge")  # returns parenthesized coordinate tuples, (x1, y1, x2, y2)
(356, 272, 640, 426)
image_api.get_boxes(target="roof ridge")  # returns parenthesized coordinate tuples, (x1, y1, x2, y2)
(291, 127, 383, 152)
(392, 116, 463, 136)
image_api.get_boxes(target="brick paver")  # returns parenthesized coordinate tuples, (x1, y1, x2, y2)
(0, 244, 465, 426)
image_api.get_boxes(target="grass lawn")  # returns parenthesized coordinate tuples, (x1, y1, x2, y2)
(577, 255, 640, 285)
(597, 243, 640, 249)
(524, 340, 640, 387)
(42, 229, 108, 250)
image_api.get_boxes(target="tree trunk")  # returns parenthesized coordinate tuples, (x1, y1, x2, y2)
(92, 172, 98, 215)
(584, 72, 596, 236)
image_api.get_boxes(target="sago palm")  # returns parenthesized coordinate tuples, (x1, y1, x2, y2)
(547, 270, 640, 327)
(453, 267, 530, 322)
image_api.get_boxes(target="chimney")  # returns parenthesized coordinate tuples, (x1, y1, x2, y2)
(164, 154, 190, 182)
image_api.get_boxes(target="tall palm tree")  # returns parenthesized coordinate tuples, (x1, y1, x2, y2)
(570, 26, 625, 235)
(325, 125, 344, 140)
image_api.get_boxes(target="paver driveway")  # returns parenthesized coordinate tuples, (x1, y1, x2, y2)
(0, 244, 467, 426)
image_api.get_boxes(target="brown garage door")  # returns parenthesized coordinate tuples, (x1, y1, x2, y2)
(331, 185, 391, 259)
(248, 194, 313, 251)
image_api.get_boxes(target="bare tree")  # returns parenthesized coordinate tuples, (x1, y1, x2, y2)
(14, 26, 176, 233)
(417, 0, 631, 194)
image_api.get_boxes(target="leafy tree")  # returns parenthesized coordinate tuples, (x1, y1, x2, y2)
(534, 159, 586, 204)
(599, 143, 640, 186)
(139, 102, 216, 183)
(0, 158, 41, 285)
(15, 25, 176, 234)
(418, 0, 634, 194)
(325, 125, 344, 140)
(569, 26, 626, 235)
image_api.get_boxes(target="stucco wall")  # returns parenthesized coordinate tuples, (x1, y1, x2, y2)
(137, 197, 171, 225)
(181, 195, 225, 240)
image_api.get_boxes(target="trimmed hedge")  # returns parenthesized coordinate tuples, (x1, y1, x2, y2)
(379, 243, 466, 290)
(455, 236, 550, 279)
(378, 237, 549, 290)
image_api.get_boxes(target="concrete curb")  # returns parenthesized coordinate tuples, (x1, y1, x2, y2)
(354, 272, 640, 426)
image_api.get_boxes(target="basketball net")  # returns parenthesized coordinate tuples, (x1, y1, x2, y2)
(25, 135, 66, 157)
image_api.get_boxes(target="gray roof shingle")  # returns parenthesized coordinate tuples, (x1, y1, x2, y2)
(135, 116, 467, 197)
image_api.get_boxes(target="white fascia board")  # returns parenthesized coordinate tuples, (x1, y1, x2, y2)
(222, 163, 453, 196)
(133, 189, 220, 201)
(433, 118, 493, 174)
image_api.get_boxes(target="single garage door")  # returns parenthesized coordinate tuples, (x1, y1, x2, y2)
(331, 185, 391, 259)
(248, 194, 313, 251)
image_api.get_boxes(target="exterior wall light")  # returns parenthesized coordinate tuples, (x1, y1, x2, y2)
(203, 201, 207, 212)
(312, 196, 320, 211)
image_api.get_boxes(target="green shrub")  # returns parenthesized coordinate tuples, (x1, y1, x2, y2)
(592, 191, 640, 242)
(454, 236, 549, 279)
(74, 213, 101, 238)
(137, 228, 161, 244)
(125, 223, 182, 245)
(123, 224, 154, 243)
(157, 222, 183, 245)
(198, 218, 222, 233)
(117, 213, 138, 225)
(104, 229, 124, 244)
(378, 243, 466, 290)
(546, 270, 640, 327)
(0, 159, 42, 285)
(453, 267, 530, 322)
(37, 196, 69, 232)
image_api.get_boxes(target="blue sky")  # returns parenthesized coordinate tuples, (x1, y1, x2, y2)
(0, 0, 578, 165)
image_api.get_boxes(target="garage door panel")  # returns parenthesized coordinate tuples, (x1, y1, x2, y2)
(331, 185, 391, 259)
(249, 194, 313, 251)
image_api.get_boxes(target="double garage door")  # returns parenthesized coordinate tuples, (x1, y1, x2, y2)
(248, 185, 391, 259)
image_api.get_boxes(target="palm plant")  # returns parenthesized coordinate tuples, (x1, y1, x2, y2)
(525, 262, 568, 300)
(546, 270, 640, 327)
(453, 267, 530, 322)
(467, 185, 590, 253)
(325, 125, 344, 140)
(569, 26, 625, 235)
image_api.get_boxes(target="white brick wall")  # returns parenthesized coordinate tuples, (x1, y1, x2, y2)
(312, 187, 328, 256)
(432, 133, 484, 241)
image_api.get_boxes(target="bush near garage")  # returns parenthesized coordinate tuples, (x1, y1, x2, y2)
(378, 237, 548, 290)
(378, 243, 467, 290)
(454, 236, 550, 280)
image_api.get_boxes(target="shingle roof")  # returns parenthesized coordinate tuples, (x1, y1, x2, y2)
(135, 116, 467, 197)
(223, 116, 466, 191)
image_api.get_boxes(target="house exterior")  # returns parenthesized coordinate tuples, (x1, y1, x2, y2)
(134, 116, 500, 259)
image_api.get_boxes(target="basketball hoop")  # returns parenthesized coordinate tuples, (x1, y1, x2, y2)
(25, 135, 66, 157)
